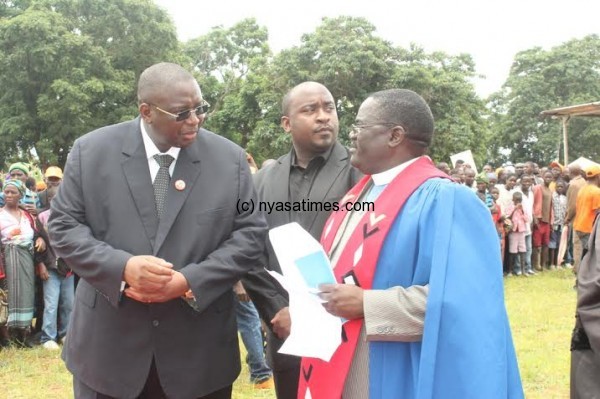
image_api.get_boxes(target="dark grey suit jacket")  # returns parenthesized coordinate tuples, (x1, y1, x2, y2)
(49, 118, 267, 399)
(243, 141, 361, 371)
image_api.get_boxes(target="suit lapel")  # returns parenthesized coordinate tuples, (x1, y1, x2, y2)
(121, 119, 159, 249)
(302, 142, 348, 231)
(153, 141, 202, 255)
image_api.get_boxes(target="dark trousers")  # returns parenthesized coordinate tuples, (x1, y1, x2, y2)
(571, 349, 600, 399)
(273, 364, 301, 399)
(74, 359, 232, 399)
(33, 275, 44, 333)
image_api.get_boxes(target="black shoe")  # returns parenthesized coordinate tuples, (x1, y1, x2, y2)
(25, 335, 42, 347)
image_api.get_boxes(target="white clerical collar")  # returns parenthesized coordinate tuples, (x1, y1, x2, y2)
(140, 120, 181, 161)
(371, 156, 428, 186)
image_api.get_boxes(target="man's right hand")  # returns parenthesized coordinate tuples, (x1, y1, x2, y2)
(123, 255, 174, 294)
(271, 307, 291, 340)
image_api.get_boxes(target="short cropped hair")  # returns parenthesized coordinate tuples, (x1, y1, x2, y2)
(368, 89, 434, 147)
(137, 63, 195, 104)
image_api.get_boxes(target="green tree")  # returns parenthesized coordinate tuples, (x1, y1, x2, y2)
(53, 0, 182, 79)
(244, 16, 399, 161)
(0, 0, 182, 167)
(0, 4, 130, 167)
(184, 18, 271, 150)
(490, 35, 600, 163)
(390, 47, 490, 166)
(250, 16, 489, 165)
(0, 0, 31, 19)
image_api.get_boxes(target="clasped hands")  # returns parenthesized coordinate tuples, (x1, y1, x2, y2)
(270, 284, 364, 340)
(123, 255, 190, 304)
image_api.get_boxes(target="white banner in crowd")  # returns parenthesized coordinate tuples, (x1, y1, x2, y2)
(571, 156, 600, 170)
(450, 150, 478, 174)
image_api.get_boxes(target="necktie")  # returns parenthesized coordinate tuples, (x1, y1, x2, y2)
(153, 154, 174, 218)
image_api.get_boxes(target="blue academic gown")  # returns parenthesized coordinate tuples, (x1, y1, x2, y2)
(368, 178, 523, 398)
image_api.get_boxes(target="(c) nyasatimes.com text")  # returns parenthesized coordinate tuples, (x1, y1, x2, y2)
(236, 199, 375, 215)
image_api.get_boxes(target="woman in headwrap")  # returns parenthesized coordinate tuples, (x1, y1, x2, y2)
(0, 179, 46, 347)
(0, 162, 41, 212)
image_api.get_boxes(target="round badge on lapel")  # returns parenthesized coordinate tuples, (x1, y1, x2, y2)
(175, 180, 186, 191)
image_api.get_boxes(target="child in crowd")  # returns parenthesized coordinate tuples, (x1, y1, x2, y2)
(549, 180, 568, 268)
(508, 192, 529, 276)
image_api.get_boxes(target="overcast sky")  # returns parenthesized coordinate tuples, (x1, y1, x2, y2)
(154, 0, 600, 98)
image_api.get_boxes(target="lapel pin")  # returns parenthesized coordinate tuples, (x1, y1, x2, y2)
(174, 180, 186, 191)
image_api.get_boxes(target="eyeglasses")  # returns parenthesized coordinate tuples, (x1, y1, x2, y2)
(350, 123, 398, 135)
(152, 101, 210, 122)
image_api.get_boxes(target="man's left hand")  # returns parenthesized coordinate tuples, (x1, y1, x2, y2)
(124, 271, 190, 303)
(271, 307, 291, 339)
(318, 284, 364, 320)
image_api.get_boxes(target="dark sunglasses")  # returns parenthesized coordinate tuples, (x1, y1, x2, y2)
(152, 101, 210, 122)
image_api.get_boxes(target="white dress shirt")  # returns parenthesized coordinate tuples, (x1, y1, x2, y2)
(141, 120, 181, 181)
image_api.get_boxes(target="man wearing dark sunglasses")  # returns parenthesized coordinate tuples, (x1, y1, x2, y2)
(49, 62, 267, 399)
(151, 102, 210, 123)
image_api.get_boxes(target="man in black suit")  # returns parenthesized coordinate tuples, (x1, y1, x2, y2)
(49, 62, 267, 399)
(244, 81, 361, 399)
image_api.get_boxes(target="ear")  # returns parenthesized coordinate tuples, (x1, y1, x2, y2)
(388, 126, 405, 148)
(281, 115, 291, 133)
(139, 103, 152, 123)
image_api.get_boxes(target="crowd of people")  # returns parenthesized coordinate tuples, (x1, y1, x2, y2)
(436, 160, 600, 281)
(0, 163, 73, 350)
(2, 61, 600, 399)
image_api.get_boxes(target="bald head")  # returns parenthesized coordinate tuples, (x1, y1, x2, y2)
(567, 163, 583, 178)
(281, 81, 331, 116)
(137, 63, 196, 104)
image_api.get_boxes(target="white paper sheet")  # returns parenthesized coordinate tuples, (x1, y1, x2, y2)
(267, 222, 342, 361)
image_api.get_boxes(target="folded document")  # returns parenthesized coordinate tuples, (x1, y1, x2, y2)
(267, 222, 342, 361)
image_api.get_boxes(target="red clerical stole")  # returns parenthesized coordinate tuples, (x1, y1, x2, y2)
(297, 156, 448, 399)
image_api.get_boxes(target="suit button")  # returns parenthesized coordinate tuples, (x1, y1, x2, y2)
(152, 320, 159, 327)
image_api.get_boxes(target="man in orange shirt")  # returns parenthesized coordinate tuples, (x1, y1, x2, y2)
(573, 165, 600, 258)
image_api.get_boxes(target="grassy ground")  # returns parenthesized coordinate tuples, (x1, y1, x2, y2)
(0, 268, 575, 398)
(505, 267, 576, 399)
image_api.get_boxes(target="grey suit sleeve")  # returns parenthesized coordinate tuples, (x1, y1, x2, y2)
(363, 284, 428, 342)
(49, 140, 132, 308)
(179, 150, 268, 313)
(576, 218, 600, 353)
(243, 266, 289, 326)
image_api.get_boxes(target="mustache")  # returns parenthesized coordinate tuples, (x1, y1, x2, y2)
(314, 125, 334, 133)
(180, 128, 200, 135)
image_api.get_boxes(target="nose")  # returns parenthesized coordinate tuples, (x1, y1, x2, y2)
(185, 110, 203, 125)
(316, 107, 330, 122)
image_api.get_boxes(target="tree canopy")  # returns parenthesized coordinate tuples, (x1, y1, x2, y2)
(489, 34, 600, 164)
(0, 3, 597, 170)
(0, 0, 179, 167)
